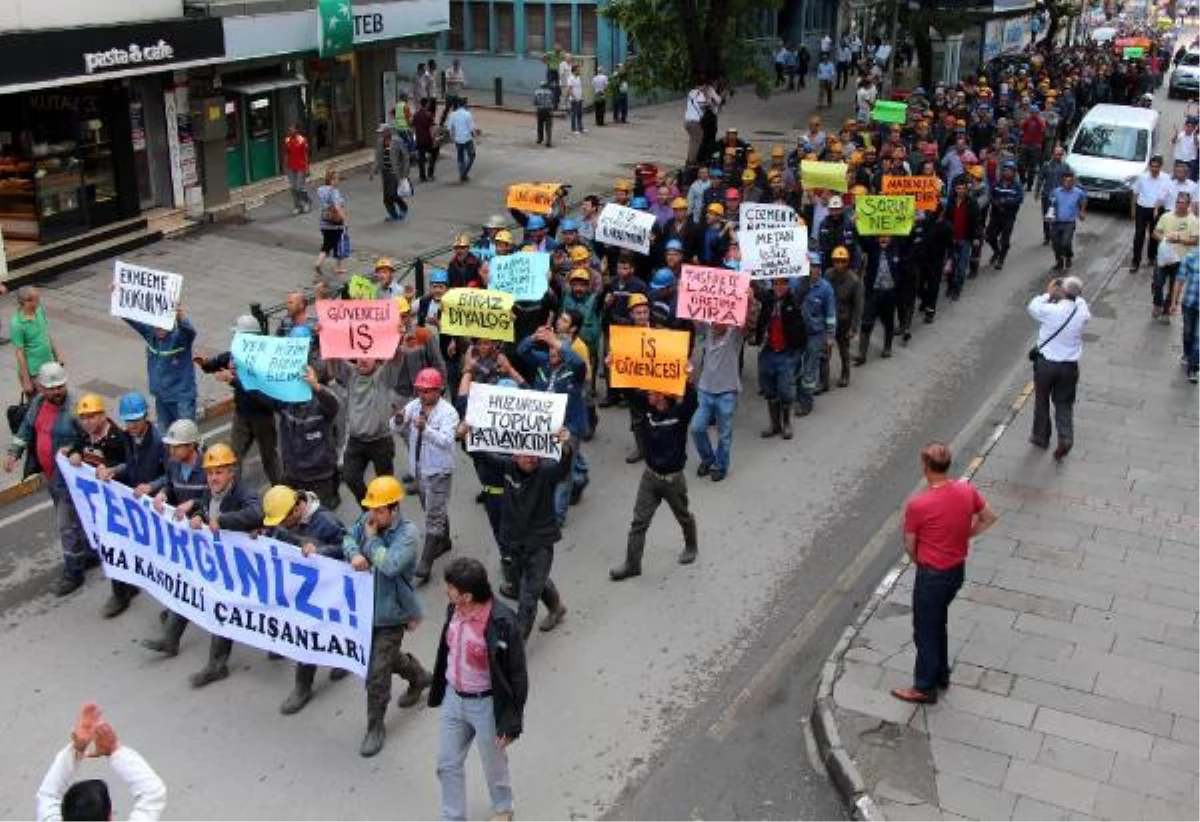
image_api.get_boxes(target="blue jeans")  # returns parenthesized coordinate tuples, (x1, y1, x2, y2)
(758, 348, 799, 404)
(49, 479, 89, 579)
(455, 140, 476, 180)
(436, 688, 513, 820)
(794, 334, 825, 411)
(912, 564, 965, 692)
(570, 100, 584, 132)
(1183, 306, 1199, 373)
(690, 389, 738, 472)
(155, 395, 196, 430)
(950, 240, 972, 291)
(554, 437, 585, 526)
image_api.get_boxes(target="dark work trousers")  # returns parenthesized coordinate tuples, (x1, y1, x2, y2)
(918, 260, 942, 318)
(836, 61, 850, 89)
(862, 288, 897, 353)
(629, 403, 647, 454)
(820, 320, 853, 390)
(421, 97, 438, 121)
(481, 487, 508, 560)
(625, 469, 698, 564)
(510, 541, 561, 639)
(896, 272, 916, 333)
(206, 635, 234, 670)
(1153, 262, 1181, 310)
(985, 210, 1018, 263)
(536, 108, 554, 147)
(289, 473, 342, 512)
(1132, 205, 1162, 267)
(232, 411, 282, 485)
(417, 145, 440, 181)
(343, 436, 396, 509)
(367, 625, 427, 721)
(912, 564, 965, 692)
(381, 172, 408, 220)
(594, 97, 606, 126)
(1050, 221, 1077, 265)
(1031, 357, 1080, 447)
(614, 92, 628, 123)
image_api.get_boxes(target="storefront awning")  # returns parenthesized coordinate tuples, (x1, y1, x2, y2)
(222, 76, 306, 96)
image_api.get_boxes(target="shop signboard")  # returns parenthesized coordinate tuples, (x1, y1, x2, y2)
(317, 0, 354, 58)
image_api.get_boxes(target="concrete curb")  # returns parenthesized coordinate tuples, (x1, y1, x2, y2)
(0, 397, 235, 507)
(808, 244, 1130, 822)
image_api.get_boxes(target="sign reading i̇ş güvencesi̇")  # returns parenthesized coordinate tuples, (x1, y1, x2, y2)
(607, 325, 690, 396)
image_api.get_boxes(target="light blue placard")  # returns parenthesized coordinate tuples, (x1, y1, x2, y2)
(232, 333, 312, 403)
(490, 252, 550, 302)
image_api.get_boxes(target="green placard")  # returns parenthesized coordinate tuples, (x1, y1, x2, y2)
(317, 0, 354, 58)
(1123, 46, 1144, 59)
(872, 100, 908, 125)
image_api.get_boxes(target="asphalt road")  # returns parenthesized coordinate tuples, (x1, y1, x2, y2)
(0, 95, 1179, 818)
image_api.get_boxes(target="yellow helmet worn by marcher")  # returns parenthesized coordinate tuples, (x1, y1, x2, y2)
(262, 485, 300, 527)
(203, 443, 238, 470)
(362, 475, 404, 508)
(76, 394, 106, 416)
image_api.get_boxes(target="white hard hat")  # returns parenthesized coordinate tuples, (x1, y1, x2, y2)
(231, 314, 261, 334)
(162, 418, 200, 446)
(36, 361, 67, 388)
(828, 195, 844, 208)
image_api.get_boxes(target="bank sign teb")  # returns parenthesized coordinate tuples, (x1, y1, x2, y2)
(318, 0, 355, 57)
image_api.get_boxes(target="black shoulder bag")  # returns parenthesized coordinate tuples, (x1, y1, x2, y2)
(1029, 302, 1079, 363)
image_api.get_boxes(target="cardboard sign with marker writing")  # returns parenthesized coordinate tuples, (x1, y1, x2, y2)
(464, 382, 568, 459)
(855, 195, 916, 236)
(596, 203, 656, 254)
(315, 300, 400, 360)
(678, 265, 750, 325)
(882, 175, 941, 211)
(739, 223, 810, 280)
(439, 288, 515, 342)
(608, 325, 690, 396)
(489, 252, 550, 302)
(506, 183, 562, 215)
(231, 333, 312, 403)
(800, 160, 849, 193)
(111, 260, 183, 332)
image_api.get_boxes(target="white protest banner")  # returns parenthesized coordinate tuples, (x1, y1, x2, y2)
(111, 260, 183, 331)
(739, 223, 810, 280)
(57, 456, 374, 677)
(739, 203, 798, 231)
(596, 203, 656, 254)
(489, 252, 550, 302)
(464, 382, 567, 459)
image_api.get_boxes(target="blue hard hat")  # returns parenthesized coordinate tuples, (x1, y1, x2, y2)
(808, 251, 822, 266)
(526, 215, 547, 230)
(1029, 104, 1040, 113)
(287, 325, 313, 339)
(723, 258, 740, 270)
(118, 392, 148, 422)
(631, 196, 650, 210)
(913, 87, 927, 96)
(560, 218, 579, 232)
(650, 268, 676, 290)
(496, 377, 519, 389)
(429, 268, 450, 285)
(665, 239, 684, 252)
(1001, 159, 1017, 170)
(710, 168, 724, 178)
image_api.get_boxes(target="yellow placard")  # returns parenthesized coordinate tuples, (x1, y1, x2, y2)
(800, 160, 849, 193)
(855, 195, 916, 236)
(608, 325, 690, 396)
(506, 183, 562, 215)
(882, 175, 941, 211)
(439, 288, 515, 342)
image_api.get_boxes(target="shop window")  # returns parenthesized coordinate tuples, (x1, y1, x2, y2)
(580, 7, 598, 54)
(496, 3, 515, 53)
(526, 4, 545, 53)
(470, 2, 490, 51)
(449, 1, 465, 50)
(553, 4, 573, 54)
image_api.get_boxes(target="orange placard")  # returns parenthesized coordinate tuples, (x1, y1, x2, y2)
(505, 182, 562, 215)
(608, 325, 690, 396)
(882, 175, 940, 211)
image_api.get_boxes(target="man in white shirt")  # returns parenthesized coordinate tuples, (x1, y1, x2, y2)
(558, 53, 573, 110)
(592, 67, 609, 126)
(820, 33, 833, 55)
(684, 81, 708, 165)
(1027, 276, 1091, 462)
(1172, 115, 1199, 182)
(441, 58, 467, 126)
(836, 43, 854, 89)
(855, 76, 878, 119)
(1131, 154, 1172, 271)
(445, 98, 478, 182)
(567, 65, 585, 135)
(1167, 159, 1199, 213)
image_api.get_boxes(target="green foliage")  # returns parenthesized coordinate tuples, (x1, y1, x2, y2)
(601, 0, 780, 97)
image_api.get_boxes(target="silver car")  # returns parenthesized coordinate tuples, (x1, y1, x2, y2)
(1169, 49, 1200, 99)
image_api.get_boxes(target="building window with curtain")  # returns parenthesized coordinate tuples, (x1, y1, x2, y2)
(526, 4, 546, 52)
(580, 7, 598, 54)
(469, 1, 490, 51)
(496, 3, 515, 53)
(552, 4, 572, 53)
(449, 1, 465, 50)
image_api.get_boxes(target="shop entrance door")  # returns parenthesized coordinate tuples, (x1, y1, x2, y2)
(246, 94, 277, 183)
(224, 98, 246, 190)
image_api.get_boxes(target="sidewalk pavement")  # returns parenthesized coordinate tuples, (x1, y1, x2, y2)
(0, 82, 863, 499)
(814, 254, 1200, 820)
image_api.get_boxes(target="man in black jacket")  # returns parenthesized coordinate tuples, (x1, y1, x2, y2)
(754, 278, 806, 439)
(459, 424, 572, 640)
(429, 557, 527, 822)
(610, 385, 699, 580)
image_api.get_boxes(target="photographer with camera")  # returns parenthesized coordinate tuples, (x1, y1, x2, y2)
(1027, 275, 1091, 463)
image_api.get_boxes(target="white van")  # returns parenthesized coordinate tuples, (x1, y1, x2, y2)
(1065, 104, 1160, 211)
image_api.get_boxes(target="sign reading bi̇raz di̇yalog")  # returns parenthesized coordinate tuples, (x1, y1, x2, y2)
(58, 456, 374, 677)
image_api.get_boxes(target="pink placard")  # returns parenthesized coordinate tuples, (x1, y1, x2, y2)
(316, 300, 401, 360)
(677, 265, 750, 326)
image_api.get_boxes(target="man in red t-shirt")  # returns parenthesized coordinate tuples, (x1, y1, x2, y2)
(283, 124, 311, 215)
(892, 442, 996, 704)
(1019, 108, 1047, 190)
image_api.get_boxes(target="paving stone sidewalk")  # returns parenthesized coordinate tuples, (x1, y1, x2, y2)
(820, 259, 1200, 820)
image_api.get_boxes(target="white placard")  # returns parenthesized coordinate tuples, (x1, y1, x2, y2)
(738, 224, 810, 281)
(111, 260, 183, 331)
(596, 203, 656, 254)
(464, 382, 568, 459)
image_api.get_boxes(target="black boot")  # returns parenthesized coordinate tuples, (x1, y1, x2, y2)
(101, 581, 137, 618)
(881, 329, 894, 358)
(609, 547, 643, 581)
(360, 719, 386, 757)
(281, 665, 317, 715)
(538, 585, 567, 632)
(677, 543, 698, 565)
(853, 333, 869, 366)
(142, 613, 187, 657)
(397, 668, 433, 708)
(779, 404, 793, 440)
(761, 400, 781, 438)
(838, 361, 851, 388)
(499, 558, 519, 600)
(414, 534, 441, 585)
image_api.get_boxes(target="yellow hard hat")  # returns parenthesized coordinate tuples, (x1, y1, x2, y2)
(670, 196, 689, 209)
(741, 169, 756, 182)
(361, 475, 404, 508)
(202, 442, 238, 470)
(627, 293, 649, 310)
(614, 179, 632, 192)
(569, 245, 591, 263)
(707, 202, 725, 216)
(832, 246, 851, 261)
(494, 230, 514, 245)
(453, 233, 471, 247)
(568, 268, 591, 284)
(394, 296, 411, 314)
(771, 144, 785, 157)
(262, 485, 300, 527)
(374, 256, 395, 271)
(75, 393, 106, 416)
